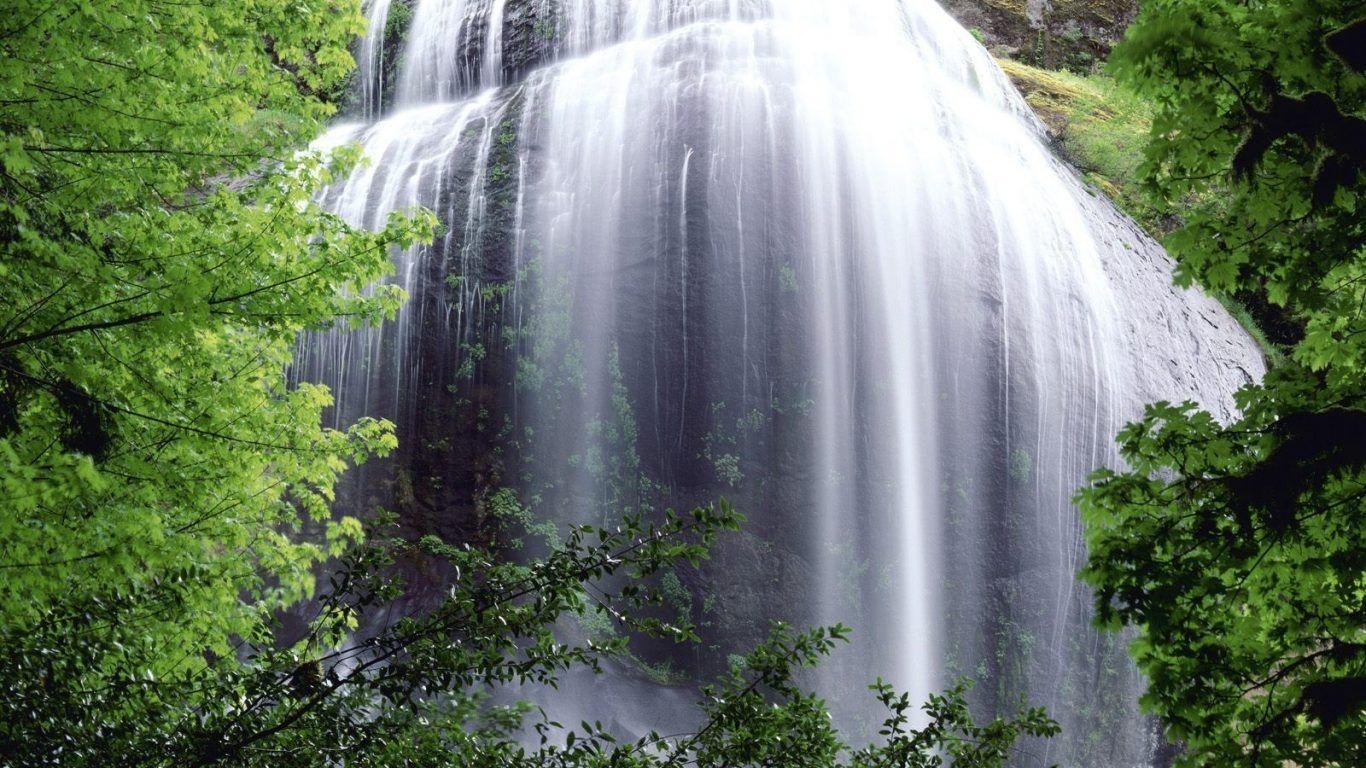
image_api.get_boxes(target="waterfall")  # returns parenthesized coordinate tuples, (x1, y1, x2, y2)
(299, 0, 1265, 763)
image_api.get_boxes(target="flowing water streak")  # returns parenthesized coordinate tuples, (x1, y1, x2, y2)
(302, 0, 1265, 761)
(357, 0, 396, 118)
(484, 0, 508, 86)
(300, 94, 502, 430)
(399, 0, 503, 103)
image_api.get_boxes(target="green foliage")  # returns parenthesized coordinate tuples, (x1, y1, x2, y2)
(580, 343, 657, 516)
(703, 401, 765, 488)
(1056, 75, 1157, 224)
(512, 262, 576, 393)
(483, 486, 561, 550)
(1111, 1, 1364, 319)
(1008, 448, 1032, 484)
(0, 0, 435, 756)
(498, 119, 519, 147)
(457, 341, 488, 380)
(533, 16, 560, 43)
(0, 501, 730, 765)
(991, 611, 1037, 712)
(685, 624, 1059, 768)
(1080, 377, 1366, 766)
(382, 0, 413, 52)
(660, 567, 694, 625)
(998, 58, 1161, 231)
(1079, 3, 1366, 765)
(2, 501, 1057, 767)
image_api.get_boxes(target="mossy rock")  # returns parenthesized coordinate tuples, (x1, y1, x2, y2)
(942, 0, 1137, 71)
(996, 58, 1161, 232)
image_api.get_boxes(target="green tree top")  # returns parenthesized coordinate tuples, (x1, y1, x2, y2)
(1114, 0, 1365, 373)
(0, 0, 432, 702)
(1079, 3, 1365, 766)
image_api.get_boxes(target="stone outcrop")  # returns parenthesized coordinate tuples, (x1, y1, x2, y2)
(941, 0, 1139, 71)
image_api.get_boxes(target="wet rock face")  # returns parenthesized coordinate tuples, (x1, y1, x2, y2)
(501, 0, 561, 84)
(940, 0, 1138, 71)
(364, 0, 1138, 112)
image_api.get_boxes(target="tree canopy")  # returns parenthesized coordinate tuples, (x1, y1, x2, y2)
(1078, 2, 1365, 765)
(0, 0, 429, 758)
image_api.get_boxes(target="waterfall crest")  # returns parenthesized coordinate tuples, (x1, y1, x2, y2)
(302, 1, 1265, 762)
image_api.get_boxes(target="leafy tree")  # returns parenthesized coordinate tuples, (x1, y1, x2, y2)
(1, 0, 430, 755)
(1078, 2, 1365, 766)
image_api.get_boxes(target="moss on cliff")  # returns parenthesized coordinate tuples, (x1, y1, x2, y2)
(998, 58, 1285, 362)
(997, 59, 1156, 232)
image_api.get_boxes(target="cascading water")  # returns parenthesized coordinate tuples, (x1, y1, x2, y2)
(298, 0, 1265, 763)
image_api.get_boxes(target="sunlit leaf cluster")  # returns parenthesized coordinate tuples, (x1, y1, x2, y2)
(1, 0, 431, 757)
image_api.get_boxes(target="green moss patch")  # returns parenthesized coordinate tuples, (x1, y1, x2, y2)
(998, 58, 1157, 234)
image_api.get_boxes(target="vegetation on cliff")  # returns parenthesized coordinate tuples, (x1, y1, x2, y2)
(997, 37, 1285, 361)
